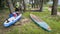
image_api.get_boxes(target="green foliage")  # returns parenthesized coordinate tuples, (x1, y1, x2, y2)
(44, 0, 50, 4)
(58, 7, 60, 12)
(0, 0, 7, 9)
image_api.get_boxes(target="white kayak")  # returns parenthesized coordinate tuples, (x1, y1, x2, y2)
(3, 14, 22, 27)
(30, 14, 51, 31)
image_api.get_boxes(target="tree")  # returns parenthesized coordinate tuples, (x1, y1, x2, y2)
(34, 0, 39, 8)
(0, 0, 6, 9)
(39, 0, 44, 12)
(44, 0, 50, 4)
(23, 0, 26, 12)
(6, 0, 15, 13)
(51, 0, 58, 15)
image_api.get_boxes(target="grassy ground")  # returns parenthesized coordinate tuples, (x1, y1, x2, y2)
(58, 7, 60, 12)
(0, 9, 60, 34)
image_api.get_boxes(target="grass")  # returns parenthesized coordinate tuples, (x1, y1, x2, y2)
(0, 9, 60, 34)
(58, 5, 60, 12)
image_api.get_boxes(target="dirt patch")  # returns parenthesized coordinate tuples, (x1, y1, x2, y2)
(57, 12, 60, 16)
(30, 8, 40, 10)
(15, 18, 31, 26)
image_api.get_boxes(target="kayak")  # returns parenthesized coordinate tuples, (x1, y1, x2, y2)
(30, 14, 51, 31)
(3, 14, 22, 27)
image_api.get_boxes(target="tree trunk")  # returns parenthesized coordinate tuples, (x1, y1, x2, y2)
(31, 0, 35, 8)
(32, 0, 33, 8)
(51, 0, 58, 15)
(39, 0, 43, 12)
(6, 0, 15, 13)
(23, 0, 26, 12)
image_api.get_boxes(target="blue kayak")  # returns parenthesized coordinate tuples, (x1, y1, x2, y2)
(30, 14, 51, 31)
(3, 14, 22, 27)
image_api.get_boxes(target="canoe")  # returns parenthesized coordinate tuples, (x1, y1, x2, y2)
(30, 14, 51, 31)
(3, 14, 22, 27)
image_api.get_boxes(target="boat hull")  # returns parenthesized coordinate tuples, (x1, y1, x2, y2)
(3, 14, 22, 27)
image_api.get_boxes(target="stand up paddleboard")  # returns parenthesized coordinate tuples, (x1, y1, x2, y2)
(30, 14, 51, 31)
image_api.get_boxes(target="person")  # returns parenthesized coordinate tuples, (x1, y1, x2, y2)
(15, 2, 20, 11)
(15, 2, 20, 15)
(9, 2, 20, 18)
